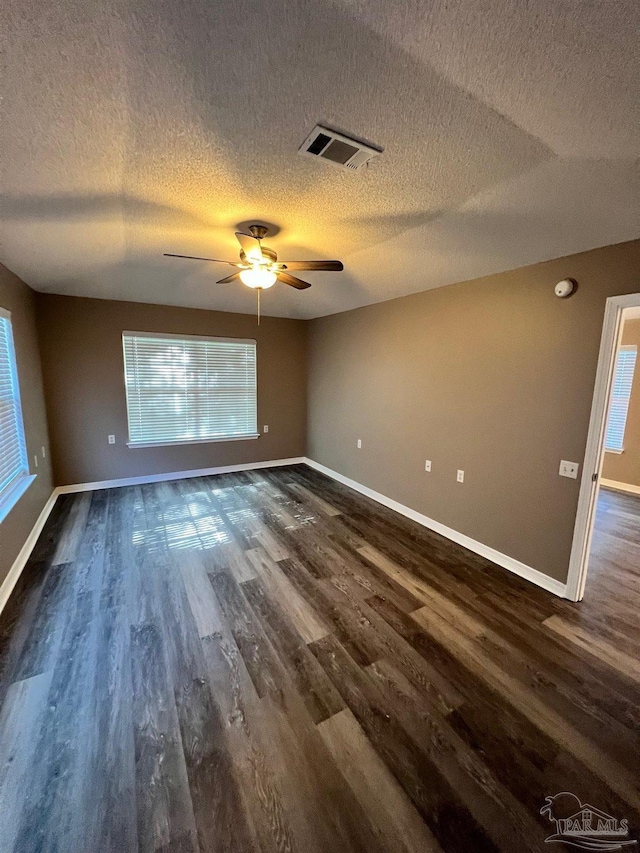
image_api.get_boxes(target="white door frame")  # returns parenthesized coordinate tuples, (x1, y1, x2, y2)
(565, 292, 640, 601)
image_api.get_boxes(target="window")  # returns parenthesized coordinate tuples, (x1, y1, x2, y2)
(605, 344, 637, 453)
(0, 309, 32, 522)
(123, 332, 258, 447)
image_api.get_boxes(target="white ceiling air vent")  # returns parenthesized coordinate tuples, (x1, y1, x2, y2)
(298, 125, 382, 172)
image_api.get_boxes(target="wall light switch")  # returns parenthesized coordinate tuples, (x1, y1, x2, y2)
(425, 460, 432, 472)
(457, 469, 464, 483)
(263, 425, 269, 433)
(357, 439, 362, 449)
(108, 435, 116, 445)
(559, 460, 579, 479)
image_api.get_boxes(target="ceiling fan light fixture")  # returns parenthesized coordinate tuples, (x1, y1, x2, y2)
(239, 265, 277, 289)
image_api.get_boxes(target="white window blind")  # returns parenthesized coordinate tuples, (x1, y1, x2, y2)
(123, 332, 257, 446)
(0, 310, 29, 511)
(605, 345, 637, 452)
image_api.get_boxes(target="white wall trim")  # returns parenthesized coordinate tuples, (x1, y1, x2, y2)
(304, 457, 568, 599)
(0, 489, 59, 614)
(600, 478, 640, 497)
(55, 457, 306, 494)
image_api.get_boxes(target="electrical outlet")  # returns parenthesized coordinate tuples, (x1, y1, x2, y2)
(457, 469, 464, 483)
(425, 460, 432, 472)
(357, 439, 362, 449)
(263, 424, 269, 433)
(559, 460, 579, 479)
(108, 435, 116, 445)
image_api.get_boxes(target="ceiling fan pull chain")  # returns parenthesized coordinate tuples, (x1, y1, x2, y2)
(257, 287, 261, 325)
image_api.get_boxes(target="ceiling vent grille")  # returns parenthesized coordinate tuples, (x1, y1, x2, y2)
(298, 125, 382, 172)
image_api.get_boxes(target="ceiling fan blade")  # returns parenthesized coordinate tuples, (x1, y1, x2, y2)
(216, 272, 242, 284)
(279, 260, 343, 271)
(277, 271, 311, 290)
(235, 232, 263, 263)
(164, 253, 243, 266)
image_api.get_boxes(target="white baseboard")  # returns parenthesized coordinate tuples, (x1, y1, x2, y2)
(56, 457, 306, 494)
(0, 489, 59, 615)
(600, 478, 640, 497)
(303, 458, 568, 599)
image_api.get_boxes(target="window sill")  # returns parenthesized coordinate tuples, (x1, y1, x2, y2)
(127, 434, 260, 449)
(604, 448, 624, 455)
(0, 474, 37, 524)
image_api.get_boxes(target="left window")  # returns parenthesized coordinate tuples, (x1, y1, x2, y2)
(0, 309, 32, 522)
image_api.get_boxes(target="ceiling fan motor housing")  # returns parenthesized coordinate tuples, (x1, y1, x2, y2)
(249, 224, 269, 240)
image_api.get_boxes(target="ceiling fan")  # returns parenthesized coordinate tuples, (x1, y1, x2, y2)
(165, 225, 343, 316)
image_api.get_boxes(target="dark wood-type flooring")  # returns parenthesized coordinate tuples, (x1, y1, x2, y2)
(0, 466, 638, 852)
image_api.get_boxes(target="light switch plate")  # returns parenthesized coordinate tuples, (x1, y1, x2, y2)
(425, 460, 432, 472)
(559, 460, 579, 479)
(457, 469, 464, 483)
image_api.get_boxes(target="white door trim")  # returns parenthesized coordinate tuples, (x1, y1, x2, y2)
(565, 292, 640, 601)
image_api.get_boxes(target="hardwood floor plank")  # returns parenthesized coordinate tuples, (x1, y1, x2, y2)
(241, 575, 344, 724)
(131, 623, 199, 853)
(51, 492, 92, 566)
(287, 481, 342, 517)
(209, 569, 285, 699)
(11, 491, 112, 853)
(149, 484, 259, 853)
(0, 671, 53, 853)
(9, 560, 76, 683)
(179, 550, 226, 638)
(279, 555, 382, 667)
(542, 614, 640, 683)
(245, 546, 330, 643)
(317, 708, 444, 853)
(201, 633, 291, 853)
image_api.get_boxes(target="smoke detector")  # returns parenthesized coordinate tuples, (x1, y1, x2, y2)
(298, 125, 382, 172)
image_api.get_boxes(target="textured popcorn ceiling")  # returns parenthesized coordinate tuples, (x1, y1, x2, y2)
(1, 0, 639, 319)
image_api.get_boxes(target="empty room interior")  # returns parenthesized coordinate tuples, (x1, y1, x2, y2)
(1, 0, 639, 850)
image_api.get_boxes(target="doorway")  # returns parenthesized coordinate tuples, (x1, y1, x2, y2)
(567, 293, 640, 601)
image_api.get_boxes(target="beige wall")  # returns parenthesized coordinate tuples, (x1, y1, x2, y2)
(308, 239, 640, 584)
(0, 265, 53, 584)
(602, 318, 640, 487)
(36, 295, 307, 486)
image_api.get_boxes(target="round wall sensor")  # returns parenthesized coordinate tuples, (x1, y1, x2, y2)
(555, 279, 575, 298)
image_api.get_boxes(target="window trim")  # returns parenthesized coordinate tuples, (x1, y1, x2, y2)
(0, 307, 35, 523)
(0, 473, 37, 524)
(604, 344, 637, 454)
(122, 330, 259, 449)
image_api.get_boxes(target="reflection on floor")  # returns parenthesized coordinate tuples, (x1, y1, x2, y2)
(0, 465, 638, 853)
